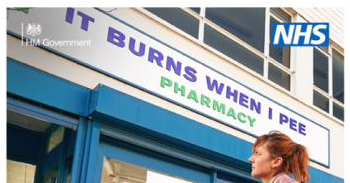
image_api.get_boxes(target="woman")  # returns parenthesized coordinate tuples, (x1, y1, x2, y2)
(248, 131, 309, 183)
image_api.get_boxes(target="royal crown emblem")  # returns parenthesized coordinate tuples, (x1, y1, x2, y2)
(26, 23, 42, 36)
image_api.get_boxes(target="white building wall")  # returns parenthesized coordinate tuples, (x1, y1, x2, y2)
(294, 8, 344, 48)
(7, 7, 344, 179)
(290, 14, 314, 105)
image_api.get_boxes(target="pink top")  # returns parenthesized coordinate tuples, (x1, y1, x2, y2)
(270, 172, 298, 183)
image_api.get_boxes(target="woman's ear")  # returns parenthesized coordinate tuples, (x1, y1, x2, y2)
(271, 157, 283, 169)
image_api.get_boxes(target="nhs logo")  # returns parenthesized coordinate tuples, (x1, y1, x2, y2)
(271, 23, 329, 46)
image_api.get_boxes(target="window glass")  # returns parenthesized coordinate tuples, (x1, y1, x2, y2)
(101, 157, 195, 183)
(313, 90, 329, 112)
(270, 8, 291, 22)
(145, 8, 199, 39)
(7, 160, 36, 183)
(44, 169, 59, 183)
(333, 102, 344, 121)
(268, 63, 290, 90)
(205, 8, 265, 52)
(319, 45, 329, 53)
(314, 48, 329, 92)
(204, 24, 264, 75)
(332, 49, 344, 103)
(269, 16, 290, 68)
(217, 179, 238, 183)
(190, 8, 200, 14)
(46, 126, 64, 153)
(217, 172, 257, 183)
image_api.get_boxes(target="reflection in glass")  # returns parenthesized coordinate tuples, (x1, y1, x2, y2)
(7, 160, 36, 183)
(190, 8, 200, 14)
(46, 126, 64, 153)
(270, 8, 291, 22)
(332, 49, 344, 103)
(313, 90, 329, 112)
(204, 24, 264, 75)
(333, 102, 344, 121)
(217, 172, 256, 183)
(314, 49, 329, 92)
(101, 157, 195, 183)
(269, 16, 290, 68)
(205, 8, 265, 52)
(145, 8, 199, 39)
(319, 45, 329, 54)
(268, 63, 290, 90)
(44, 169, 59, 183)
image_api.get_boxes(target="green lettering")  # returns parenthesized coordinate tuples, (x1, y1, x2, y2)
(213, 100, 226, 114)
(187, 90, 199, 103)
(237, 112, 246, 123)
(160, 76, 172, 88)
(174, 82, 186, 97)
(247, 115, 256, 127)
(200, 94, 211, 108)
(226, 107, 237, 119)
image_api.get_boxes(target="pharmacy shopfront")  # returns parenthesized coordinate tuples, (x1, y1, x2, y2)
(7, 8, 343, 183)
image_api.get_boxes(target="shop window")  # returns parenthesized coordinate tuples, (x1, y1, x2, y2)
(145, 8, 199, 39)
(216, 172, 258, 183)
(332, 49, 344, 103)
(205, 8, 265, 52)
(101, 157, 195, 183)
(204, 24, 264, 75)
(7, 160, 36, 183)
(44, 169, 59, 183)
(313, 90, 329, 113)
(313, 48, 329, 92)
(268, 63, 290, 90)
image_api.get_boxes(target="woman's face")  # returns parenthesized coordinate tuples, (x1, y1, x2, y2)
(249, 142, 277, 179)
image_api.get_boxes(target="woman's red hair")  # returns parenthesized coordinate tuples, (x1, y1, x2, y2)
(253, 131, 310, 182)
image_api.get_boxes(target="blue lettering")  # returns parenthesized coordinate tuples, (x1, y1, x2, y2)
(77, 11, 94, 31)
(268, 107, 273, 119)
(250, 98, 261, 114)
(206, 76, 225, 95)
(289, 118, 297, 131)
(129, 37, 145, 57)
(279, 113, 288, 124)
(166, 56, 182, 76)
(65, 8, 74, 24)
(148, 47, 164, 67)
(299, 123, 306, 136)
(226, 86, 238, 103)
(279, 113, 307, 136)
(239, 92, 249, 108)
(107, 27, 125, 48)
(183, 66, 197, 82)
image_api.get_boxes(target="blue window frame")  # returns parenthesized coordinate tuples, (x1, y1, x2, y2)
(94, 136, 212, 183)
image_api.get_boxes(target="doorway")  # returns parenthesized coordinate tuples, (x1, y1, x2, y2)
(7, 109, 76, 183)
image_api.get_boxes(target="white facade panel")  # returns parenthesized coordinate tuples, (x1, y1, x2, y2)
(295, 8, 344, 48)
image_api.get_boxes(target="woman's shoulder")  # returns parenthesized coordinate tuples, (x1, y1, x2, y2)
(271, 173, 298, 183)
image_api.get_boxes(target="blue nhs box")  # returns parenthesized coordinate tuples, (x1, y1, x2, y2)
(270, 22, 329, 46)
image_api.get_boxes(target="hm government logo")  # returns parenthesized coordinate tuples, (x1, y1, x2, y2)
(21, 22, 91, 47)
(26, 23, 42, 37)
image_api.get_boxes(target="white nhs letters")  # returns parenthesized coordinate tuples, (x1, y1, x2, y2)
(272, 23, 328, 46)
